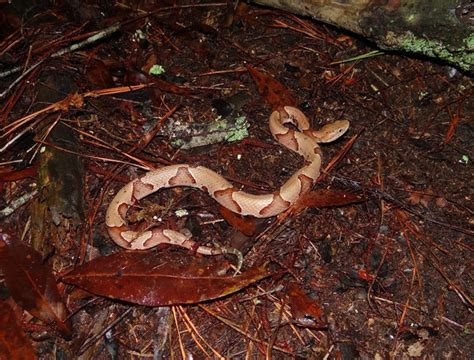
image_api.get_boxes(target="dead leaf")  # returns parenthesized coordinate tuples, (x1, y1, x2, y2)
(357, 268, 376, 282)
(62, 252, 270, 306)
(407, 189, 434, 208)
(287, 283, 325, 329)
(0, 300, 37, 360)
(147, 73, 198, 96)
(289, 189, 362, 215)
(247, 64, 297, 110)
(85, 59, 114, 88)
(444, 105, 460, 144)
(0, 232, 72, 339)
(219, 205, 256, 236)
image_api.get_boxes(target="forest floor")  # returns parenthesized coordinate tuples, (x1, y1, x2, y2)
(0, 1, 472, 359)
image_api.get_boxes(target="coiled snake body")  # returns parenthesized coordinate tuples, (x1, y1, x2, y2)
(106, 106, 349, 268)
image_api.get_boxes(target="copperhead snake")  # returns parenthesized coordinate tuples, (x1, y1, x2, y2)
(106, 106, 349, 270)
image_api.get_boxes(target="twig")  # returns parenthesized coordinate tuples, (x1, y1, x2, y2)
(373, 296, 466, 329)
(78, 307, 133, 355)
(0, 85, 149, 153)
(0, 189, 38, 219)
(35, 140, 150, 170)
(171, 307, 187, 359)
(0, 1, 231, 83)
(199, 304, 294, 355)
(178, 306, 224, 359)
(0, 24, 120, 98)
(0, 59, 44, 99)
(52, 24, 120, 59)
(0, 118, 42, 152)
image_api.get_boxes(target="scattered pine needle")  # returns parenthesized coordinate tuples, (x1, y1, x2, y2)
(329, 50, 384, 65)
(444, 104, 461, 144)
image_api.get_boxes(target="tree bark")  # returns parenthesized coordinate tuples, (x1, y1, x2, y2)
(253, 0, 474, 72)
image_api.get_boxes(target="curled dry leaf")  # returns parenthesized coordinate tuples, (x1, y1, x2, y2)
(357, 268, 376, 282)
(0, 232, 72, 339)
(285, 189, 362, 217)
(287, 283, 326, 329)
(219, 205, 256, 236)
(444, 105, 460, 144)
(247, 64, 297, 110)
(62, 251, 270, 306)
(0, 300, 37, 360)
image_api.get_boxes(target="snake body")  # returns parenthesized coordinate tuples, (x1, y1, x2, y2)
(105, 106, 349, 266)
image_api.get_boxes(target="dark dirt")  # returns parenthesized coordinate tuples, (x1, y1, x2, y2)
(0, 1, 472, 359)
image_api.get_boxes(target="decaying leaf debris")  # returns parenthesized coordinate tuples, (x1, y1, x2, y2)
(0, 1, 472, 358)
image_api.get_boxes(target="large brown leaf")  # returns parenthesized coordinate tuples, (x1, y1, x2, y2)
(247, 64, 297, 110)
(294, 189, 362, 209)
(0, 232, 72, 339)
(278, 189, 362, 220)
(62, 252, 270, 306)
(0, 300, 37, 360)
(219, 205, 256, 236)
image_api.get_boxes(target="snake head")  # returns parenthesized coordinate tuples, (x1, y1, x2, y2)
(280, 106, 349, 143)
(312, 119, 350, 143)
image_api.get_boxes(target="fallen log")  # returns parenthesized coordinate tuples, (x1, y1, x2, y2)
(253, 0, 474, 72)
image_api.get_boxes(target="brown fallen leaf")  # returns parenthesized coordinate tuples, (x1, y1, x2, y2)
(219, 205, 256, 236)
(444, 104, 460, 144)
(357, 268, 376, 282)
(285, 189, 363, 217)
(407, 188, 435, 208)
(287, 283, 326, 329)
(0, 300, 37, 360)
(154, 78, 195, 95)
(85, 59, 114, 88)
(247, 64, 297, 110)
(0, 232, 72, 339)
(62, 252, 270, 306)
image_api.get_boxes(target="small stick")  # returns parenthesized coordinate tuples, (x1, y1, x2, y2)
(0, 189, 38, 218)
(0, 24, 120, 98)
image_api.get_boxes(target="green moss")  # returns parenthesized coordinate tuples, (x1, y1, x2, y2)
(225, 116, 249, 142)
(171, 138, 185, 147)
(387, 31, 474, 71)
(464, 33, 474, 50)
(208, 116, 227, 131)
(170, 115, 249, 149)
(149, 65, 165, 76)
